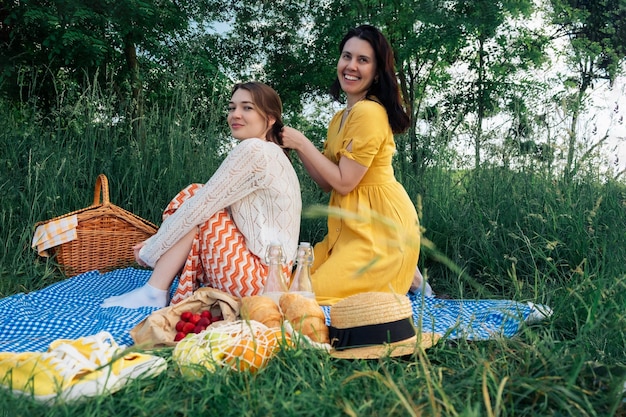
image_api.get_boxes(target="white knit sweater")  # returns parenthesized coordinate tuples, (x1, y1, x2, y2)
(139, 138, 302, 267)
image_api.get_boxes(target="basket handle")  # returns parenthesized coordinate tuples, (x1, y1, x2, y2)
(92, 174, 110, 205)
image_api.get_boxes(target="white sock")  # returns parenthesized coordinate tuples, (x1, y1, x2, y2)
(422, 281, 434, 297)
(101, 283, 169, 309)
(525, 302, 553, 323)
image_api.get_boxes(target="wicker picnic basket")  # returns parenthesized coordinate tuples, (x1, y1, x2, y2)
(36, 174, 159, 277)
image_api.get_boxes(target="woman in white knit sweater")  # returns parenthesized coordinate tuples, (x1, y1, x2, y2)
(102, 82, 301, 309)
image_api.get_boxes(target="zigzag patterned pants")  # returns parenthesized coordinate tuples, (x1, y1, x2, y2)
(165, 184, 268, 305)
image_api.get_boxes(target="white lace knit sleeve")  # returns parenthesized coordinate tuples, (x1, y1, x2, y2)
(138, 138, 282, 267)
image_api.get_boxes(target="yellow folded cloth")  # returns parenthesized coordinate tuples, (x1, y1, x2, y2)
(0, 331, 167, 404)
(31, 215, 78, 256)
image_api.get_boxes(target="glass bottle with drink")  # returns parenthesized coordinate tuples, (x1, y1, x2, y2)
(261, 242, 289, 305)
(289, 242, 315, 299)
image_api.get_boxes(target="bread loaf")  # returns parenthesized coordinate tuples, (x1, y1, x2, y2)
(279, 293, 329, 344)
(240, 295, 283, 328)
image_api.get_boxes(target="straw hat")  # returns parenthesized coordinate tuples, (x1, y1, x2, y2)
(329, 292, 440, 359)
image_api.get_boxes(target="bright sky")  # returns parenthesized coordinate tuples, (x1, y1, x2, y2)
(587, 76, 626, 174)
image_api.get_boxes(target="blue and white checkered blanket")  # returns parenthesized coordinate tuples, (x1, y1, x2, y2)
(0, 268, 542, 352)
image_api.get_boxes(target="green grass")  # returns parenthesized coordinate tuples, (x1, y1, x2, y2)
(0, 83, 625, 416)
(1, 336, 623, 416)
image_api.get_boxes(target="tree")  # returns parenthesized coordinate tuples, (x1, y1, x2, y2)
(211, 1, 332, 114)
(436, 0, 549, 170)
(0, 0, 224, 142)
(1, 0, 114, 105)
(546, 0, 626, 181)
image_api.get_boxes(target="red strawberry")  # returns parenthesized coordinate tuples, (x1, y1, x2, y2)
(197, 317, 211, 328)
(193, 325, 206, 334)
(175, 320, 186, 332)
(182, 322, 196, 334)
(174, 332, 187, 342)
(189, 314, 202, 325)
(211, 315, 223, 323)
(180, 311, 193, 322)
(201, 310, 213, 320)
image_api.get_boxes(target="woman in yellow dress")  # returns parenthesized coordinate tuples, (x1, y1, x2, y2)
(281, 25, 420, 305)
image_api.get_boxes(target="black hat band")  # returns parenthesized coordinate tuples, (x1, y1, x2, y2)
(329, 318, 415, 351)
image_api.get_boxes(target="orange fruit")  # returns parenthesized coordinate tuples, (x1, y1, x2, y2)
(223, 339, 269, 373)
(262, 328, 293, 353)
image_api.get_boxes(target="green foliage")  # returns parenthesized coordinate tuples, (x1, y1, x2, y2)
(0, 74, 231, 296)
(0, 0, 229, 134)
(410, 167, 626, 299)
(546, 0, 626, 182)
(283, 112, 330, 244)
(549, 0, 626, 84)
(4, 0, 622, 181)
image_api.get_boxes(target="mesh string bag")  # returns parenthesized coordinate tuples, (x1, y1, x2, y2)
(172, 320, 277, 377)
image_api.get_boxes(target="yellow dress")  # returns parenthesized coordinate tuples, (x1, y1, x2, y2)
(311, 99, 420, 305)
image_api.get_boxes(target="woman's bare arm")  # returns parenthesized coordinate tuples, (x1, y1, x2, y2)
(281, 126, 367, 195)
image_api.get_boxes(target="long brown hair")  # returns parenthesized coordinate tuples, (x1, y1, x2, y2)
(231, 82, 288, 155)
(330, 25, 410, 134)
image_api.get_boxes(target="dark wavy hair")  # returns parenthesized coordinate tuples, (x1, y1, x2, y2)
(330, 25, 410, 134)
(231, 82, 289, 155)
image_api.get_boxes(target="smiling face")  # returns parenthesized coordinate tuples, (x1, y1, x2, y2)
(228, 88, 275, 141)
(336, 36, 377, 104)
